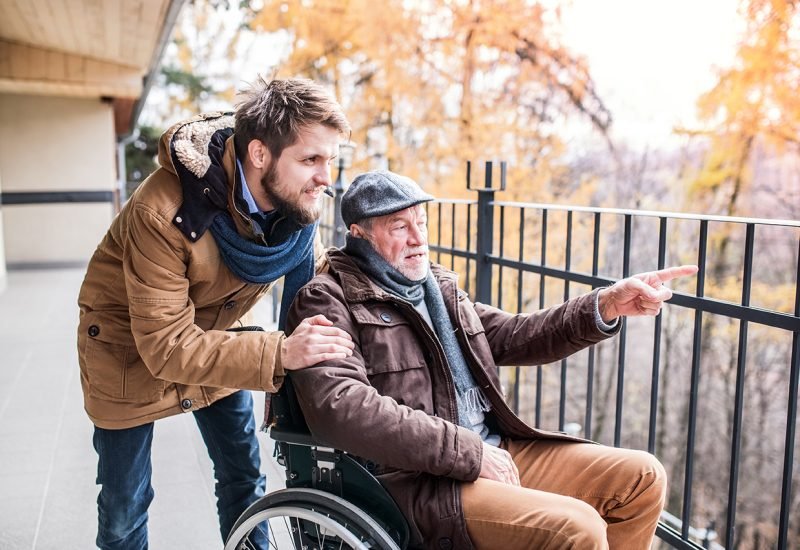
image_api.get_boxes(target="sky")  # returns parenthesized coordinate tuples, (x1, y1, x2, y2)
(556, 0, 744, 149)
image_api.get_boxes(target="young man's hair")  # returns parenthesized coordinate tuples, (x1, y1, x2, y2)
(234, 77, 351, 161)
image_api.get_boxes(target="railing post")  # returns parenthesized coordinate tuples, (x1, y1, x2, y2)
(472, 161, 498, 304)
(331, 142, 355, 248)
(332, 157, 347, 248)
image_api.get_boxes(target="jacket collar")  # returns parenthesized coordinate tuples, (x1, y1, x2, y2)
(324, 247, 459, 305)
(158, 112, 258, 243)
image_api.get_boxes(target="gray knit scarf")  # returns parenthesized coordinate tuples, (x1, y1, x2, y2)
(343, 234, 491, 428)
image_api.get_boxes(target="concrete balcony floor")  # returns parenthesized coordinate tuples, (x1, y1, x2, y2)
(0, 267, 284, 549)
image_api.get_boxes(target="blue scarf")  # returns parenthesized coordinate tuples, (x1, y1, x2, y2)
(210, 212, 316, 329)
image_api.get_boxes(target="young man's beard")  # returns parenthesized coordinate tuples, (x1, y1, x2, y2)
(260, 161, 322, 227)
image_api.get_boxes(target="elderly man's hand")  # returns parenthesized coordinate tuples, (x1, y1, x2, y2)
(282, 314, 355, 370)
(479, 442, 520, 486)
(598, 265, 699, 322)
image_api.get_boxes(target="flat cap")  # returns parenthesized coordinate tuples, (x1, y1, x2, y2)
(342, 170, 434, 228)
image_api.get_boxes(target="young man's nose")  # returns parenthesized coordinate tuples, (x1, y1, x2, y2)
(313, 166, 332, 186)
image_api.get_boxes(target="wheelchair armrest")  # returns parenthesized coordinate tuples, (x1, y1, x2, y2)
(268, 425, 320, 447)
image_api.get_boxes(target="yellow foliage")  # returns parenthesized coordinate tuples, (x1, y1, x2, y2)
(245, 0, 608, 202)
(686, 0, 799, 214)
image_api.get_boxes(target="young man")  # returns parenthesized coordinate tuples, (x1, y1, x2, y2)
(77, 78, 356, 549)
(286, 170, 698, 549)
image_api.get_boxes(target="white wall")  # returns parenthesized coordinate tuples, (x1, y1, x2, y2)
(0, 94, 117, 266)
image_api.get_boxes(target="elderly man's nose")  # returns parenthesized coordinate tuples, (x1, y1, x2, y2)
(408, 224, 425, 244)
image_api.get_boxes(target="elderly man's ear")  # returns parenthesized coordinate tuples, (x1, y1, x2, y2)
(350, 224, 366, 239)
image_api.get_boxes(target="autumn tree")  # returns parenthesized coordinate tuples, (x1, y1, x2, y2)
(242, 0, 611, 200)
(686, 0, 798, 218)
(144, 0, 246, 125)
(128, 0, 253, 191)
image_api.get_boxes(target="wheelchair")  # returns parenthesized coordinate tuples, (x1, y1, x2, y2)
(224, 378, 411, 550)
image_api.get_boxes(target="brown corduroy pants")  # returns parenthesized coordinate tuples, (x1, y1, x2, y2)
(462, 439, 667, 550)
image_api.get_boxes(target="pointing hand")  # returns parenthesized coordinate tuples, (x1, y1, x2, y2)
(598, 265, 699, 322)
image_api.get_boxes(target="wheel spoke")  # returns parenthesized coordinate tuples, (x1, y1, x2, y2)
(268, 516, 281, 549)
(315, 517, 324, 546)
(291, 516, 302, 549)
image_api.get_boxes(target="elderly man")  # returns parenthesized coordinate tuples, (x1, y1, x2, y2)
(285, 170, 697, 549)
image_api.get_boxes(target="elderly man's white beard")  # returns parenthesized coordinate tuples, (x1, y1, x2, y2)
(390, 248, 429, 281)
(360, 231, 430, 281)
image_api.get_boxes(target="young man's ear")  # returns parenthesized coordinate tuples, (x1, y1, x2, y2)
(246, 139, 270, 170)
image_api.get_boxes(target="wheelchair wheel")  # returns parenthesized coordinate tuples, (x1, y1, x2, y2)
(225, 488, 401, 550)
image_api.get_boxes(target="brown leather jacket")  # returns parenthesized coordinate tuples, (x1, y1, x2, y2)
(77, 113, 288, 429)
(286, 248, 618, 549)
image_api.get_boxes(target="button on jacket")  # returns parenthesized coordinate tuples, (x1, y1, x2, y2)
(77, 113, 287, 429)
(286, 249, 619, 549)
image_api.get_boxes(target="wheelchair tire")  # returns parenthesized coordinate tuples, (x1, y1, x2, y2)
(225, 488, 402, 550)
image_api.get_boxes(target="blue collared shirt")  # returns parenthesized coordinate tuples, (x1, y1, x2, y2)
(237, 159, 261, 215)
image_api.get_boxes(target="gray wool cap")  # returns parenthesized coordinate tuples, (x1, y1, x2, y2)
(341, 170, 435, 228)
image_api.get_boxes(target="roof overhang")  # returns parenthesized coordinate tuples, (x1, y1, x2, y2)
(0, 0, 185, 137)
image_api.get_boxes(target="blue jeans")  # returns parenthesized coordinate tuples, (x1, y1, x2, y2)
(93, 390, 267, 550)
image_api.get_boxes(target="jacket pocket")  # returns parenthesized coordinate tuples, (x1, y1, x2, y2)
(353, 304, 428, 373)
(354, 305, 434, 412)
(84, 338, 166, 403)
(361, 333, 433, 412)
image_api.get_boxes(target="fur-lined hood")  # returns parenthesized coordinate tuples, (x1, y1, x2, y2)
(155, 112, 247, 243)
(157, 111, 234, 179)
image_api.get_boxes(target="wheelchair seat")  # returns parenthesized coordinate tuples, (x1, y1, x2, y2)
(225, 377, 411, 550)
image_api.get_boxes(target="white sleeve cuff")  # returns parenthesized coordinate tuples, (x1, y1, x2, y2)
(594, 290, 619, 333)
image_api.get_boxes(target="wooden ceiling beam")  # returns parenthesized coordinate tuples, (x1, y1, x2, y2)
(0, 40, 142, 99)
(0, 0, 168, 68)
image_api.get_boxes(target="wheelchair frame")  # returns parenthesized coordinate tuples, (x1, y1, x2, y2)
(224, 378, 411, 550)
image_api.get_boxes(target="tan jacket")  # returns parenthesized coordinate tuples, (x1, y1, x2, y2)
(77, 113, 286, 429)
(286, 249, 618, 549)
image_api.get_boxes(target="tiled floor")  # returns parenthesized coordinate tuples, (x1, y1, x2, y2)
(0, 268, 284, 549)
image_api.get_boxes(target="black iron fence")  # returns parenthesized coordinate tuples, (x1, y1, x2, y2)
(320, 161, 800, 550)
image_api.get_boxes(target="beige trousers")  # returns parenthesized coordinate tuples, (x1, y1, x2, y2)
(462, 439, 667, 550)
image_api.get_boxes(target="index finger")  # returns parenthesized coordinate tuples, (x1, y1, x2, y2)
(653, 265, 699, 283)
(303, 314, 334, 326)
(309, 325, 353, 340)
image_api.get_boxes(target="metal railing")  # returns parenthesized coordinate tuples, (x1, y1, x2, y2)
(322, 160, 800, 549)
